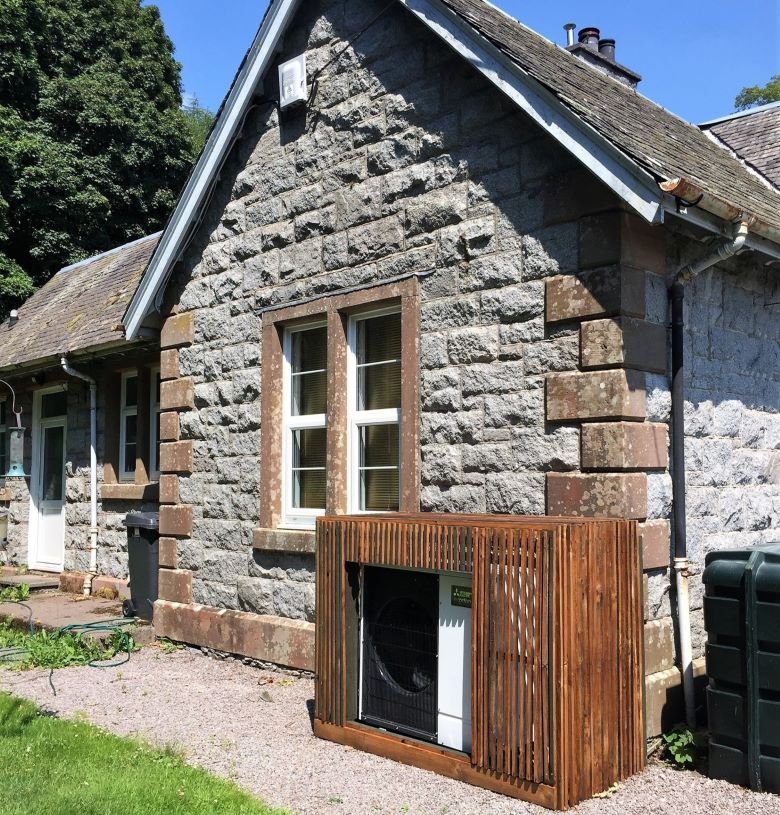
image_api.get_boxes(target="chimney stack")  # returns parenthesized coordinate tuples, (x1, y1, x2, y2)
(564, 25, 642, 88)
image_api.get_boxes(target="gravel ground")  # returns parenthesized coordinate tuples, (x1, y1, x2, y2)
(1, 648, 777, 815)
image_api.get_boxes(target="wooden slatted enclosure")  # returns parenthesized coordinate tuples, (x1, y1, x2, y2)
(314, 514, 644, 810)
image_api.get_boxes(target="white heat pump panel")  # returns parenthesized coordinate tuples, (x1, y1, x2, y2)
(437, 574, 472, 753)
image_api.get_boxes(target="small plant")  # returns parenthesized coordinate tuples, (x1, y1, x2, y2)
(157, 637, 184, 654)
(0, 583, 29, 602)
(662, 724, 702, 768)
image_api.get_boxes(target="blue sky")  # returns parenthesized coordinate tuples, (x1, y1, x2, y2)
(150, 0, 779, 125)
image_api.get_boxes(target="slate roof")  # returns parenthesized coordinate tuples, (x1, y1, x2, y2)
(701, 103, 780, 189)
(0, 233, 160, 371)
(439, 0, 780, 231)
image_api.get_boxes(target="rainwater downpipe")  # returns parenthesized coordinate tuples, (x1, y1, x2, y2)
(670, 220, 749, 727)
(60, 358, 97, 596)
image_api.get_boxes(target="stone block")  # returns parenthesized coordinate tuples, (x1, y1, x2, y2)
(546, 472, 647, 518)
(160, 312, 194, 349)
(159, 411, 180, 442)
(153, 600, 315, 671)
(158, 569, 192, 604)
(159, 537, 178, 569)
(252, 528, 316, 554)
(160, 441, 193, 474)
(447, 326, 499, 364)
(546, 266, 646, 323)
(547, 370, 646, 422)
(59, 572, 86, 594)
(640, 520, 671, 570)
(644, 618, 675, 675)
(91, 576, 130, 600)
(160, 349, 180, 381)
(161, 377, 195, 412)
(581, 422, 668, 470)
(579, 210, 666, 274)
(580, 317, 667, 373)
(644, 657, 707, 737)
(159, 474, 180, 505)
(543, 167, 618, 225)
(159, 505, 193, 537)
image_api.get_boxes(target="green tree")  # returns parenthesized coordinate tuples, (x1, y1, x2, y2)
(182, 96, 215, 156)
(0, 0, 197, 317)
(735, 75, 780, 110)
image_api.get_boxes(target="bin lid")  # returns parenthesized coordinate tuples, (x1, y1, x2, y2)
(123, 511, 159, 530)
(703, 542, 780, 585)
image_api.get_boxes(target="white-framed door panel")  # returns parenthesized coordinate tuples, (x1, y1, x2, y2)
(28, 387, 67, 572)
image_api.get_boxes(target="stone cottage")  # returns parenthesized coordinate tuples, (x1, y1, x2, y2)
(0, 234, 161, 592)
(121, 0, 779, 736)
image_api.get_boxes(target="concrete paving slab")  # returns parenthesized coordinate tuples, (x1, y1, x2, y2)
(0, 573, 59, 589)
(0, 591, 154, 643)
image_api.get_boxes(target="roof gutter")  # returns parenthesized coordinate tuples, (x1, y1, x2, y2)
(660, 178, 780, 249)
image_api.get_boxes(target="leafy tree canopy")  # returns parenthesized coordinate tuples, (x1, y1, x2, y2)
(0, 0, 197, 317)
(182, 96, 215, 156)
(735, 75, 780, 110)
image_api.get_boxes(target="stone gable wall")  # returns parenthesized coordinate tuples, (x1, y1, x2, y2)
(158, 0, 612, 621)
(663, 247, 779, 655)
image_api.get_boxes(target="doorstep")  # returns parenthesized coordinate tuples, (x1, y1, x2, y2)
(0, 571, 60, 590)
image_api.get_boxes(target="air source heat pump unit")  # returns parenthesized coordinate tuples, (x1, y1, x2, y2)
(359, 566, 472, 751)
(314, 514, 645, 810)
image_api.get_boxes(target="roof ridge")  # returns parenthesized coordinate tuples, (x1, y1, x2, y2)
(700, 100, 780, 127)
(56, 232, 162, 276)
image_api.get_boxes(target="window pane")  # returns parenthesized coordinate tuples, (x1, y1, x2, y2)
(293, 371, 327, 416)
(0, 402, 5, 425)
(41, 391, 67, 418)
(152, 414, 160, 474)
(291, 327, 327, 416)
(124, 414, 137, 445)
(42, 425, 64, 501)
(358, 361, 400, 410)
(292, 326, 327, 373)
(357, 313, 401, 365)
(124, 375, 138, 408)
(292, 427, 326, 509)
(294, 470, 326, 509)
(362, 470, 399, 512)
(360, 424, 399, 468)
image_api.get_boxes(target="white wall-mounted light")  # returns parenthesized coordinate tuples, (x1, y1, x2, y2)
(279, 54, 307, 109)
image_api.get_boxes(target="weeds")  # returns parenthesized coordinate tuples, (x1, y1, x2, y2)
(0, 620, 131, 669)
(0, 584, 30, 602)
(662, 724, 705, 769)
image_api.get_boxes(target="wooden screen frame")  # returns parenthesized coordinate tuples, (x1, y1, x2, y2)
(314, 513, 645, 811)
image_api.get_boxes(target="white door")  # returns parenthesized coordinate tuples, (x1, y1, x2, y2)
(29, 390, 67, 571)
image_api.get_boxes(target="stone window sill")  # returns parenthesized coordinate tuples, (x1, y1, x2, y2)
(101, 483, 159, 502)
(0, 486, 10, 502)
(252, 527, 315, 554)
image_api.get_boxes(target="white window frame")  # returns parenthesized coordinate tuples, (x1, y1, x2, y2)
(347, 306, 401, 515)
(119, 371, 138, 482)
(149, 366, 161, 480)
(281, 322, 328, 529)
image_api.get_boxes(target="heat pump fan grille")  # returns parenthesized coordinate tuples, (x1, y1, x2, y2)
(361, 567, 438, 741)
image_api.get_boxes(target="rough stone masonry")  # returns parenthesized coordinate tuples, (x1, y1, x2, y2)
(151, 0, 780, 737)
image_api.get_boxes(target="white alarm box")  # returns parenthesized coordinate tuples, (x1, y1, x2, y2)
(278, 54, 307, 109)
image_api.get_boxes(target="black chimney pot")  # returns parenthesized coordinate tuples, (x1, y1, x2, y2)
(598, 38, 616, 61)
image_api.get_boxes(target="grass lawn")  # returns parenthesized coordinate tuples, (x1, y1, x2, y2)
(0, 692, 291, 815)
